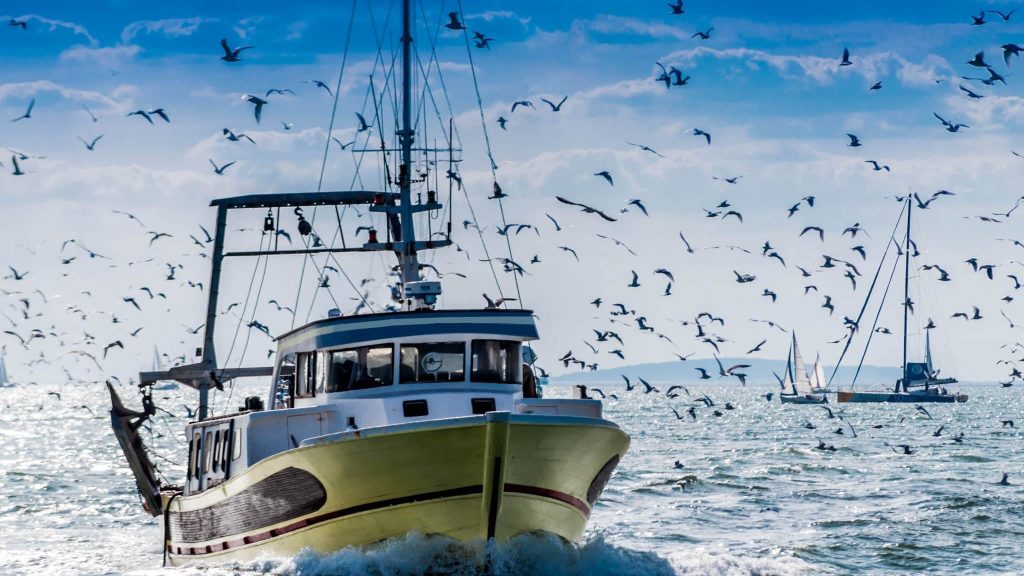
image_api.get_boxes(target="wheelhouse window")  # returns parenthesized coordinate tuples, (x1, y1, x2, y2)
(295, 352, 316, 398)
(328, 345, 394, 392)
(274, 354, 296, 409)
(400, 342, 465, 383)
(471, 340, 522, 384)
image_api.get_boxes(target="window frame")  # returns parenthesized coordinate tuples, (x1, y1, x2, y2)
(326, 343, 396, 393)
(398, 341, 468, 384)
(470, 339, 523, 384)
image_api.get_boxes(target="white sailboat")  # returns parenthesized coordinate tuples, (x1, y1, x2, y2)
(780, 333, 827, 404)
(810, 353, 829, 393)
(0, 351, 11, 387)
(151, 346, 178, 390)
(836, 198, 967, 403)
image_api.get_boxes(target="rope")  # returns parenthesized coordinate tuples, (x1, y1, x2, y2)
(290, 0, 359, 329)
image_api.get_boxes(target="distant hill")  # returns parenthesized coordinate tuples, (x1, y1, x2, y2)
(549, 358, 902, 386)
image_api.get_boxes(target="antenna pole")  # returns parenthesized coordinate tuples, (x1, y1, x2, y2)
(397, 0, 422, 303)
(901, 196, 912, 393)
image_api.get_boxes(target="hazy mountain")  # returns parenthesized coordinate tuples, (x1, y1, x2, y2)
(549, 358, 902, 386)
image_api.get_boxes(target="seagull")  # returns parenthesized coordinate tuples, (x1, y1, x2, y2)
(692, 129, 711, 145)
(626, 141, 665, 158)
(10, 98, 34, 122)
(223, 128, 255, 144)
(445, 12, 467, 30)
(959, 84, 984, 99)
(967, 51, 990, 68)
(839, 47, 852, 67)
(77, 135, 103, 151)
(934, 113, 968, 133)
(846, 133, 862, 147)
(555, 196, 617, 222)
(594, 171, 614, 186)
(10, 155, 24, 176)
(668, 0, 684, 15)
(242, 95, 268, 123)
(691, 27, 713, 40)
(210, 159, 236, 175)
(355, 112, 371, 132)
(541, 96, 568, 112)
(306, 80, 334, 97)
(219, 38, 253, 62)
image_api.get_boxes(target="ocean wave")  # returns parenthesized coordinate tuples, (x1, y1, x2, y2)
(231, 532, 811, 576)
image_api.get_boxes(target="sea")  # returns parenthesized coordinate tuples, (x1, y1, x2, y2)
(0, 380, 1020, 576)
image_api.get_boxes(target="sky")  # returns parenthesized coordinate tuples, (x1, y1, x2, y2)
(3, 0, 1024, 389)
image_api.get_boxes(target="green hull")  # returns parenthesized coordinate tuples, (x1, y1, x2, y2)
(166, 413, 629, 565)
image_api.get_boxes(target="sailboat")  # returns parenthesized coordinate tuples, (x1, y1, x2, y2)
(810, 354, 829, 393)
(836, 197, 967, 403)
(151, 346, 178, 390)
(0, 350, 11, 387)
(108, 1, 629, 566)
(779, 333, 828, 404)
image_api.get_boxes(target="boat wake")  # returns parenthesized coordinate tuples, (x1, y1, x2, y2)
(231, 532, 805, 576)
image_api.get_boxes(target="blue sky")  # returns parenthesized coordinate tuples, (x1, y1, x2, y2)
(3, 1, 1024, 386)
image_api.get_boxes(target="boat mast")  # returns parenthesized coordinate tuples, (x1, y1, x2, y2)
(397, 0, 423, 303)
(900, 196, 912, 393)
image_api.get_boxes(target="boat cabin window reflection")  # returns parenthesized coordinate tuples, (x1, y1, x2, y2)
(471, 340, 522, 384)
(400, 342, 465, 383)
(328, 345, 394, 392)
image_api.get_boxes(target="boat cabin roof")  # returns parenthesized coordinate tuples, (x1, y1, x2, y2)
(276, 308, 538, 356)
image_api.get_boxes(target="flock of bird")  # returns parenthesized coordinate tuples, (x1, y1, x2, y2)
(2, 3, 1022, 487)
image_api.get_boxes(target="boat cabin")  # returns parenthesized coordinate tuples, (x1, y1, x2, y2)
(181, 308, 601, 495)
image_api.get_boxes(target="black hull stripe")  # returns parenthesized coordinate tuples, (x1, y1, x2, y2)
(505, 483, 591, 518)
(170, 483, 589, 556)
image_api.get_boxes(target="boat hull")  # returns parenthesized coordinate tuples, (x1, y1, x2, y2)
(165, 412, 629, 565)
(779, 393, 828, 404)
(836, 390, 968, 403)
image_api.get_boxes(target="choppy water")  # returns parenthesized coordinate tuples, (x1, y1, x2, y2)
(0, 381, 1021, 575)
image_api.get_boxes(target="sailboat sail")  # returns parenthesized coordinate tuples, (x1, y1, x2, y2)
(151, 346, 163, 372)
(0, 353, 8, 386)
(811, 353, 826, 392)
(792, 334, 814, 395)
(782, 342, 794, 391)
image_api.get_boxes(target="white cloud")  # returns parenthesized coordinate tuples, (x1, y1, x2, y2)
(58, 44, 142, 67)
(17, 14, 97, 46)
(234, 16, 265, 40)
(584, 15, 691, 41)
(285, 21, 308, 41)
(0, 80, 137, 114)
(120, 17, 214, 45)
(465, 10, 531, 27)
(660, 46, 953, 86)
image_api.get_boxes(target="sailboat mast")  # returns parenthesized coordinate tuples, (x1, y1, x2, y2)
(397, 0, 422, 296)
(901, 196, 912, 393)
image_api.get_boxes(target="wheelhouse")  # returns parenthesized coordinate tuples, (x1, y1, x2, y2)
(269, 308, 542, 410)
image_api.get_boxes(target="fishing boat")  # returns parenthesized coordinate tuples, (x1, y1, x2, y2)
(107, 1, 629, 566)
(779, 333, 827, 404)
(835, 198, 967, 403)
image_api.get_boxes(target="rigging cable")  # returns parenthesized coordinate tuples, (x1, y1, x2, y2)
(826, 200, 908, 388)
(289, 0, 359, 329)
(417, 0, 504, 301)
(851, 237, 904, 388)
(456, 0, 523, 309)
